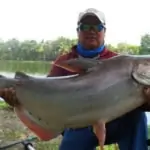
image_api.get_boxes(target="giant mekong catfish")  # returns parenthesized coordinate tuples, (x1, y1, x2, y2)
(1, 54, 150, 150)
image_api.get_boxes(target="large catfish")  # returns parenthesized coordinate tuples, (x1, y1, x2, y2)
(1, 54, 150, 149)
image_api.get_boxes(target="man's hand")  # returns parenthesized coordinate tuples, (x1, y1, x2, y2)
(141, 87, 150, 111)
(0, 88, 18, 107)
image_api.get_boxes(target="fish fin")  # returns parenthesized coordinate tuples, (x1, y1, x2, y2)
(54, 58, 101, 73)
(14, 106, 60, 141)
(132, 63, 150, 86)
(93, 121, 106, 150)
(15, 72, 31, 79)
(0, 75, 6, 78)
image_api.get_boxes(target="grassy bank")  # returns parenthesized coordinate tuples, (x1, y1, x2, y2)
(0, 101, 147, 150)
(0, 101, 8, 108)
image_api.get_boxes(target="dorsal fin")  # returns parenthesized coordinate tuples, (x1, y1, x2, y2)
(15, 71, 31, 79)
(54, 58, 101, 74)
(0, 74, 6, 78)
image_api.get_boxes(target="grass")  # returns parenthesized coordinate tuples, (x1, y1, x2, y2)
(0, 101, 147, 150)
(0, 101, 8, 108)
(0, 101, 10, 109)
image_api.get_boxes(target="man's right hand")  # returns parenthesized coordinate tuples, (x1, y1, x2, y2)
(0, 88, 18, 106)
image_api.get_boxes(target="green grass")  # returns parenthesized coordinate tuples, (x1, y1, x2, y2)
(0, 101, 9, 109)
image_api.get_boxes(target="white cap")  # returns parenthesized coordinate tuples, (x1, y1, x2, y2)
(77, 8, 106, 27)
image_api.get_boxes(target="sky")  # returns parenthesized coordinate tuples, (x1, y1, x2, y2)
(0, 0, 150, 46)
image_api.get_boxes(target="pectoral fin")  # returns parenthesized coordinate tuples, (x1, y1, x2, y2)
(54, 58, 101, 74)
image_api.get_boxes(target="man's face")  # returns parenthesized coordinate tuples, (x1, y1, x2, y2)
(77, 15, 105, 50)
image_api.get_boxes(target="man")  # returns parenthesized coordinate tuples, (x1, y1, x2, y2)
(48, 8, 150, 150)
(0, 8, 150, 150)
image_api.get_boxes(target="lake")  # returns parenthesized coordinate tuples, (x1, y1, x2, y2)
(0, 60, 50, 74)
(0, 60, 150, 124)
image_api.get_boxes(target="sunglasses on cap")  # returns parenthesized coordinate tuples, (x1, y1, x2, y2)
(77, 23, 104, 32)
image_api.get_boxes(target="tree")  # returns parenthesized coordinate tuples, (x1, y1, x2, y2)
(0, 34, 147, 61)
(139, 34, 150, 54)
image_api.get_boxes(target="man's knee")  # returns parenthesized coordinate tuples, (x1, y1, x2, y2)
(59, 127, 98, 150)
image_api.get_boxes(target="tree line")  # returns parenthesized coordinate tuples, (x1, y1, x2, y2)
(0, 34, 150, 61)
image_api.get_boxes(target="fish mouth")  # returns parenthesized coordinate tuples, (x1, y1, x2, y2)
(132, 63, 150, 86)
